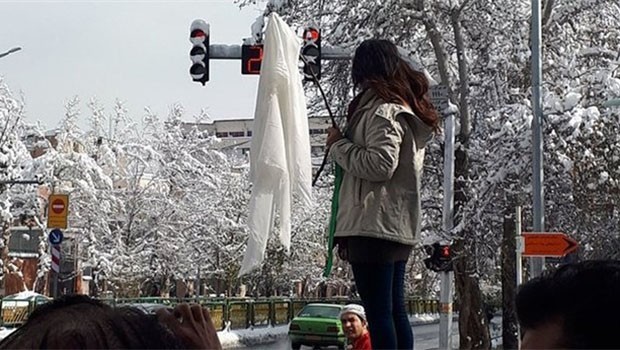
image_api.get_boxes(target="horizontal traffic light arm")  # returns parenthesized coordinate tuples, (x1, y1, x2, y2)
(208, 44, 351, 60)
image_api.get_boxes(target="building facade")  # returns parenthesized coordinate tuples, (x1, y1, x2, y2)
(181, 116, 331, 158)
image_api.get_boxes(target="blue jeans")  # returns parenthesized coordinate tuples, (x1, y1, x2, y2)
(351, 261, 413, 350)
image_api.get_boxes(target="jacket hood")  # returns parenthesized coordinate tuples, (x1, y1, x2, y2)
(358, 89, 434, 149)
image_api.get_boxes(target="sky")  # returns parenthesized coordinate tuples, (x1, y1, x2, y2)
(0, 0, 268, 130)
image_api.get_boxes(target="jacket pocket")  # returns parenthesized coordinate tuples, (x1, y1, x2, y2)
(353, 177, 363, 205)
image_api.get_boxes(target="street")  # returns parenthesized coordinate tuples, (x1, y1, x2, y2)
(234, 322, 460, 350)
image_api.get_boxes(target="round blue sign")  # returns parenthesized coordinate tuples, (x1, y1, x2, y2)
(48, 229, 63, 245)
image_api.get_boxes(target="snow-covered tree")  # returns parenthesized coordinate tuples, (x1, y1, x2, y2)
(0, 79, 39, 292)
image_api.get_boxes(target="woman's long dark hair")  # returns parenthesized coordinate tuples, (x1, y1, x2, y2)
(352, 39, 440, 131)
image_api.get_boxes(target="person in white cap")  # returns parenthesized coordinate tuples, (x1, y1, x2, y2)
(340, 304, 372, 350)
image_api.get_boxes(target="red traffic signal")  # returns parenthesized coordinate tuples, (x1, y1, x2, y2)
(190, 29, 207, 40)
(189, 19, 210, 85)
(440, 245, 451, 259)
(423, 242, 453, 272)
(304, 27, 320, 42)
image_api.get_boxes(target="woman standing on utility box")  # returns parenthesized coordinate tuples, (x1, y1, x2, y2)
(326, 39, 439, 350)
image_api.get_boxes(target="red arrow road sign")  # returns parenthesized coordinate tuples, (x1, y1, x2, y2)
(522, 232, 579, 257)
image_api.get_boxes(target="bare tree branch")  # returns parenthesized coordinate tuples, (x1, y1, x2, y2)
(541, 0, 556, 27)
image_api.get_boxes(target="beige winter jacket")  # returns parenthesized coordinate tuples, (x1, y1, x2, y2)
(330, 89, 433, 246)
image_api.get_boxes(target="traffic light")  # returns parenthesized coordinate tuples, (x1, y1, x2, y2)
(189, 19, 210, 85)
(423, 242, 453, 272)
(301, 26, 321, 81)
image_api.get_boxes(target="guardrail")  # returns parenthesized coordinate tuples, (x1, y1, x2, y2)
(1, 297, 439, 330)
(0, 300, 39, 327)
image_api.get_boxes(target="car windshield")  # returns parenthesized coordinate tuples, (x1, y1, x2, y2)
(299, 305, 341, 318)
(118, 303, 168, 314)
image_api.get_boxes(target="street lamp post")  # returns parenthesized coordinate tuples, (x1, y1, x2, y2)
(0, 47, 22, 59)
(530, 0, 545, 278)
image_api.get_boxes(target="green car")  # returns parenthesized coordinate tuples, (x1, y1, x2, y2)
(288, 303, 345, 350)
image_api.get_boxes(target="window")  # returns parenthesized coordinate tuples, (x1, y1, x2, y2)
(215, 132, 229, 138)
(311, 145, 324, 155)
(229, 131, 245, 137)
(299, 305, 341, 319)
(246, 130, 253, 137)
(309, 128, 327, 135)
(24, 135, 36, 145)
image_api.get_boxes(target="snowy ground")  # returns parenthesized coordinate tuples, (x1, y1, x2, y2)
(218, 325, 290, 348)
(0, 328, 16, 341)
(0, 314, 443, 348)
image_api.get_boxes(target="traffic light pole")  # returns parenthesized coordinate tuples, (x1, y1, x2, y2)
(439, 271, 454, 349)
(439, 111, 456, 350)
(0, 47, 21, 59)
(208, 44, 351, 60)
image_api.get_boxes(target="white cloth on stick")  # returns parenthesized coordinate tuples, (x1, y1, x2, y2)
(238, 13, 313, 276)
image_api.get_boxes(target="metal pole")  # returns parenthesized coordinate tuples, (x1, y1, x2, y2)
(439, 112, 455, 350)
(516, 206, 523, 286)
(0, 180, 42, 185)
(0, 47, 21, 59)
(209, 44, 351, 60)
(52, 245, 59, 298)
(439, 270, 454, 349)
(442, 114, 455, 236)
(515, 205, 522, 349)
(530, 0, 545, 278)
(196, 266, 201, 298)
(52, 274, 58, 298)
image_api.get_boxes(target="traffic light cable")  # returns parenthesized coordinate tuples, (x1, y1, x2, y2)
(300, 53, 337, 187)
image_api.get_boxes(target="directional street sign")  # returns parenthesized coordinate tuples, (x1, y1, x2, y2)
(48, 229, 64, 245)
(47, 194, 69, 229)
(429, 85, 449, 113)
(521, 232, 579, 257)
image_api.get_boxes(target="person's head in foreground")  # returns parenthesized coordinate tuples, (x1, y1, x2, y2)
(0, 294, 183, 349)
(516, 260, 620, 349)
(339, 304, 371, 348)
(0, 294, 222, 350)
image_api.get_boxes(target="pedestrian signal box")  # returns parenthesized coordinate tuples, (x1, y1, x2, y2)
(423, 242, 453, 272)
(241, 44, 263, 75)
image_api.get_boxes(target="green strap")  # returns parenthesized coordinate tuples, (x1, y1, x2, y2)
(323, 163, 343, 277)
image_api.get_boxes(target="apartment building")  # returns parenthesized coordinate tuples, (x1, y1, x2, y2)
(181, 115, 332, 157)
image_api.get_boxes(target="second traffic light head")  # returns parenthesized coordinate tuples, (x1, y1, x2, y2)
(301, 26, 321, 81)
(189, 19, 210, 85)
